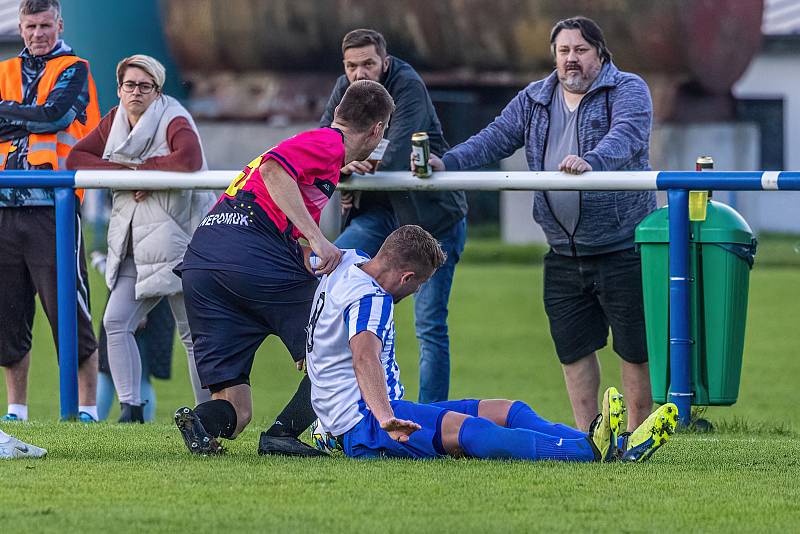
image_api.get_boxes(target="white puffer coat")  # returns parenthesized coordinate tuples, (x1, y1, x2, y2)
(105, 188, 215, 298)
(104, 99, 216, 299)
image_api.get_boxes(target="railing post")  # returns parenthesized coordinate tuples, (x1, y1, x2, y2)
(667, 189, 693, 427)
(55, 187, 79, 421)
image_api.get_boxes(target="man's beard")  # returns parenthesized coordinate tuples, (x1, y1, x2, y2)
(560, 63, 601, 94)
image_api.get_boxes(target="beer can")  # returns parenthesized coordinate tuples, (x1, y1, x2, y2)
(411, 132, 432, 178)
(696, 156, 714, 171)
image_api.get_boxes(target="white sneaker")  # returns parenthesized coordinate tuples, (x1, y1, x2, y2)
(0, 432, 47, 459)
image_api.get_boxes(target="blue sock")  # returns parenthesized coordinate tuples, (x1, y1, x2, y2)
(458, 416, 596, 462)
(96, 372, 116, 421)
(506, 401, 586, 439)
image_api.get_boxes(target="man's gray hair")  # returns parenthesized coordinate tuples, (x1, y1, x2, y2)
(19, 0, 61, 18)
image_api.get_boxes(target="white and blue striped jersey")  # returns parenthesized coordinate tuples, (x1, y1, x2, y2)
(305, 249, 404, 436)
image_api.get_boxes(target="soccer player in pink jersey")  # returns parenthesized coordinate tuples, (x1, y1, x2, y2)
(173, 80, 395, 456)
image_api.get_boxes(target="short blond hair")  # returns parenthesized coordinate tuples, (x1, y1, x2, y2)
(377, 225, 447, 276)
(116, 54, 166, 90)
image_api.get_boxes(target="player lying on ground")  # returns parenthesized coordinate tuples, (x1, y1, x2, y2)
(0, 429, 46, 459)
(306, 225, 677, 462)
(172, 80, 395, 456)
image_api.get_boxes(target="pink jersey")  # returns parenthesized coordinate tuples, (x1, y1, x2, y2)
(181, 128, 345, 279)
(222, 127, 345, 241)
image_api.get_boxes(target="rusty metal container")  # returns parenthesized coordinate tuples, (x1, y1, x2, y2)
(159, 0, 763, 120)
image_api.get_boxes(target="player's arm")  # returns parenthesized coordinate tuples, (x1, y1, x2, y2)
(259, 158, 342, 274)
(350, 332, 420, 442)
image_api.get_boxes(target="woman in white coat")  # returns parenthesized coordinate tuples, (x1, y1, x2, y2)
(67, 55, 213, 422)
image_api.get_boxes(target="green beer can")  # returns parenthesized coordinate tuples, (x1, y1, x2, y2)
(411, 132, 432, 178)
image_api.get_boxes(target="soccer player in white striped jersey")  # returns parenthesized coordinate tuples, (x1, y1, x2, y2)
(306, 224, 678, 462)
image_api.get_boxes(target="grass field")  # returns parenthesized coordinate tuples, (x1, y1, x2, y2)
(2, 239, 800, 532)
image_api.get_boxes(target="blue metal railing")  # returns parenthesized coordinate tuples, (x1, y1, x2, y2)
(3, 169, 800, 424)
(54, 187, 78, 421)
(667, 190, 693, 420)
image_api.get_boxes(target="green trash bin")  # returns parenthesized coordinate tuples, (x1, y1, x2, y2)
(635, 200, 757, 406)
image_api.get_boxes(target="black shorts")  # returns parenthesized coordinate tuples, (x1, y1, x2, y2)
(0, 207, 98, 366)
(180, 268, 317, 390)
(543, 247, 648, 365)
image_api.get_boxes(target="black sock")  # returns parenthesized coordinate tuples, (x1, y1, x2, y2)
(266, 374, 317, 438)
(194, 399, 237, 439)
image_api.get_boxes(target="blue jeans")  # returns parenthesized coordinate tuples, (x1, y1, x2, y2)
(335, 209, 467, 403)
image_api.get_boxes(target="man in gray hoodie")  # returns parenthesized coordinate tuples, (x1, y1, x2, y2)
(431, 17, 655, 432)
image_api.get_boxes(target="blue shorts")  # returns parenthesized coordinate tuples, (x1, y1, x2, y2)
(180, 268, 317, 390)
(342, 399, 479, 459)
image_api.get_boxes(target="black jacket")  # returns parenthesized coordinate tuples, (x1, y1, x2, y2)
(320, 56, 467, 238)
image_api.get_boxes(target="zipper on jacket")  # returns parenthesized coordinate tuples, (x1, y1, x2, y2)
(542, 83, 608, 257)
(567, 86, 609, 257)
(540, 94, 578, 257)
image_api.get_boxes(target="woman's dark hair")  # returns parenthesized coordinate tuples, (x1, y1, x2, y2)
(549, 16, 612, 64)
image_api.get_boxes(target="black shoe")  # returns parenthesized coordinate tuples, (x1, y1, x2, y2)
(174, 406, 224, 455)
(258, 432, 328, 457)
(118, 403, 144, 424)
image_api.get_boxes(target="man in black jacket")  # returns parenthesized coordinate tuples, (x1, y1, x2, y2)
(320, 29, 468, 405)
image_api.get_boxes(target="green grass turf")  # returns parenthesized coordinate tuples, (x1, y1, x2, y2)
(2, 259, 800, 532)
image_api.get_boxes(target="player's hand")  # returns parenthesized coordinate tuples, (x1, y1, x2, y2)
(295, 358, 306, 372)
(341, 160, 374, 176)
(559, 155, 592, 175)
(340, 191, 355, 211)
(308, 236, 342, 275)
(133, 190, 149, 202)
(380, 417, 422, 442)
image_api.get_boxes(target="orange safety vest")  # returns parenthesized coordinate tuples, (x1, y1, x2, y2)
(0, 55, 100, 201)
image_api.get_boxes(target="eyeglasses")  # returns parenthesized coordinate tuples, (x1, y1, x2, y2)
(120, 81, 158, 94)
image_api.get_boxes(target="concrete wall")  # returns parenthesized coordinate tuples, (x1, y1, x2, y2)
(734, 51, 800, 234)
(650, 122, 759, 211)
(499, 151, 546, 244)
(196, 122, 316, 170)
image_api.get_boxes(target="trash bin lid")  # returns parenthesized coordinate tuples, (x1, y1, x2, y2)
(695, 201, 753, 244)
(635, 207, 670, 243)
(635, 200, 754, 244)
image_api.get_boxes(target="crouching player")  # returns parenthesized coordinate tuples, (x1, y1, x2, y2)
(306, 225, 677, 462)
(172, 80, 395, 456)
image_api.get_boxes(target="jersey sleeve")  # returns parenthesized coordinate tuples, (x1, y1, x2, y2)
(344, 293, 394, 344)
(261, 130, 343, 186)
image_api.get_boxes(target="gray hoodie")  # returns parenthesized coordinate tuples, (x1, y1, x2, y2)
(442, 62, 656, 256)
